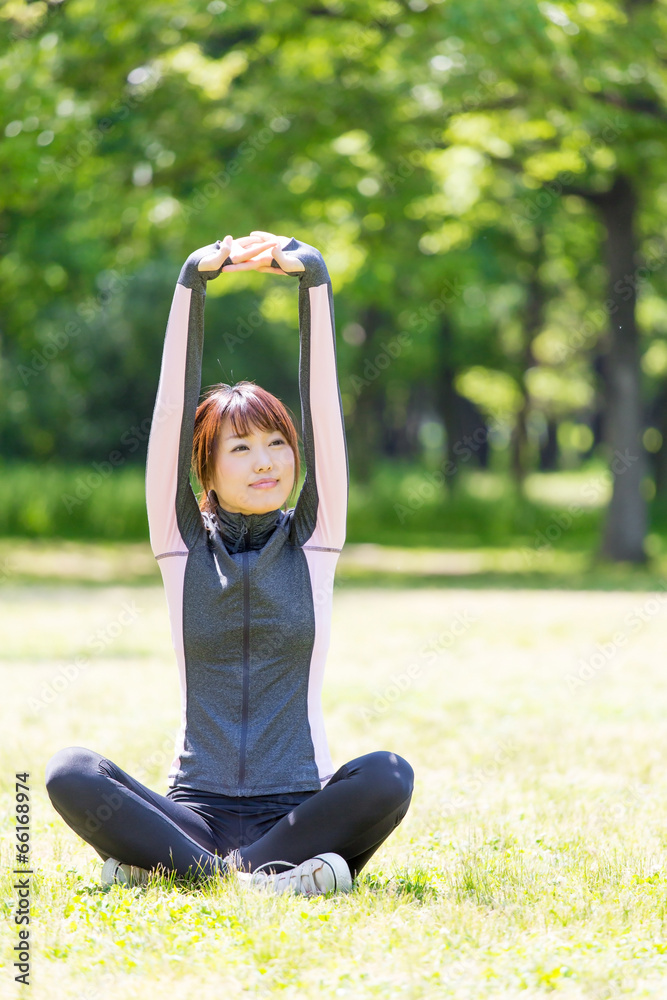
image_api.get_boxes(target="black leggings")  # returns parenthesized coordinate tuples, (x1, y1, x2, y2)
(45, 747, 414, 880)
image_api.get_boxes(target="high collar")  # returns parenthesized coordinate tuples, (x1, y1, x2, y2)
(206, 490, 284, 554)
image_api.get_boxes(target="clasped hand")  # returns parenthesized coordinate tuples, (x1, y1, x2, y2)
(197, 231, 305, 275)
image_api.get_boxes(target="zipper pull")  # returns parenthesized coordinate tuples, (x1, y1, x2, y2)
(231, 519, 249, 554)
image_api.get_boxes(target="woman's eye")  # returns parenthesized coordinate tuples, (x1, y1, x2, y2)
(232, 440, 283, 451)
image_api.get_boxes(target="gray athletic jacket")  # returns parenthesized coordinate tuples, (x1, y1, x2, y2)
(145, 238, 349, 795)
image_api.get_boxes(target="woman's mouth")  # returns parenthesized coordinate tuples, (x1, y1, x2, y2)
(250, 479, 278, 489)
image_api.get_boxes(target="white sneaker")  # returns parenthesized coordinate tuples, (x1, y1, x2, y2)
(238, 852, 352, 897)
(100, 857, 150, 887)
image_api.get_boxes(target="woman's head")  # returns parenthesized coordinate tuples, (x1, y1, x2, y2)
(192, 381, 300, 515)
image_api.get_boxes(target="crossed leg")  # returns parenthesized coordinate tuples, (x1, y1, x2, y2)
(45, 746, 223, 878)
(45, 746, 414, 881)
(239, 751, 414, 877)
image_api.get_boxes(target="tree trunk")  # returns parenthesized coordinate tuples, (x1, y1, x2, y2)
(434, 319, 488, 482)
(589, 175, 647, 562)
(650, 382, 667, 501)
(538, 418, 559, 471)
(346, 303, 385, 483)
(377, 381, 423, 460)
(510, 405, 528, 484)
(511, 233, 545, 486)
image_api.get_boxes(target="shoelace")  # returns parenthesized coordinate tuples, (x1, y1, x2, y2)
(250, 858, 319, 894)
(250, 859, 295, 881)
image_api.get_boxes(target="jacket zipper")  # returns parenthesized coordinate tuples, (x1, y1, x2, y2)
(237, 549, 250, 789)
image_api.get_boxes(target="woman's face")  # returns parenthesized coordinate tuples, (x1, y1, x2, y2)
(210, 416, 296, 515)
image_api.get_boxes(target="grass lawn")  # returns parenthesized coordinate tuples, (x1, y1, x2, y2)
(3, 542, 667, 998)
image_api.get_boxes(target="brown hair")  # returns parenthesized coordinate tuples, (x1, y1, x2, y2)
(192, 380, 301, 513)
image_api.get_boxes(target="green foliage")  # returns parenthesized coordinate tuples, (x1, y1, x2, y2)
(0, 457, 660, 549)
(0, 458, 564, 542)
(2, 0, 667, 557)
(0, 460, 148, 539)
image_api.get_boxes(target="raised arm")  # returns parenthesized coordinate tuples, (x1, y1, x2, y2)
(284, 238, 349, 552)
(145, 238, 231, 559)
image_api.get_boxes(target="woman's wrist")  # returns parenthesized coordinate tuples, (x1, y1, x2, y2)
(284, 238, 328, 288)
(178, 239, 232, 290)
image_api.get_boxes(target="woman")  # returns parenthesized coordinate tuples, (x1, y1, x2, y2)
(45, 231, 414, 897)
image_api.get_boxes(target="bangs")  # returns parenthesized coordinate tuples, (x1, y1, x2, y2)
(224, 390, 292, 441)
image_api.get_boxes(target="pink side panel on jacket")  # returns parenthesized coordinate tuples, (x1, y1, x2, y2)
(303, 282, 348, 785)
(303, 283, 348, 553)
(145, 282, 192, 559)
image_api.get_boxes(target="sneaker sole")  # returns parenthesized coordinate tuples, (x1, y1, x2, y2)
(101, 857, 149, 887)
(310, 853, 353, 894)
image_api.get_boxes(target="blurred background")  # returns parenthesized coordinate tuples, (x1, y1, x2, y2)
(2, 0, 667, 581)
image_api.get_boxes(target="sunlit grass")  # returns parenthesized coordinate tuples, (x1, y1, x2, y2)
(2, 536, 666, 591)
(4, 553, 667, 996)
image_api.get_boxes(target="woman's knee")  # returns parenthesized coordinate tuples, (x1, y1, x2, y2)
(358, 750, 414, 810)
(45, 746, 103, 801)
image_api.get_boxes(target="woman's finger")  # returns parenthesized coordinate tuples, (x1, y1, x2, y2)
(221, 261, 254, 271)
(221, 258, 269, 272)
(251, 230, 293, 248)
(235, 235, 266, 247)
(222, 254, 292, 274)
(249, 230, 278, 241)
(230, 238, 279, 264)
